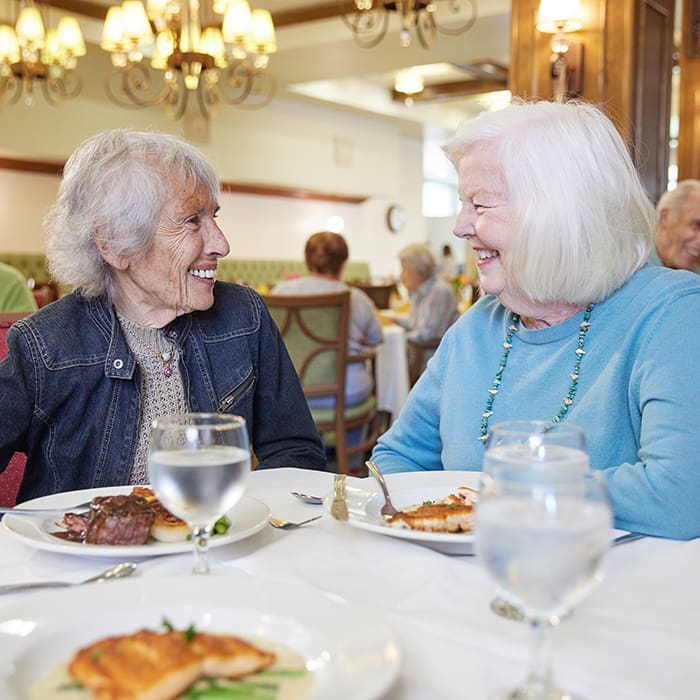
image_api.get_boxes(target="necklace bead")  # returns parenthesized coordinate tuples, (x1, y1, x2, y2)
(478, 304, 594, 443)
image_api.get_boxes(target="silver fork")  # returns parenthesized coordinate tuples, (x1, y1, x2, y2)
(269, 515, 323, 530)
(0, 500, 93, 516)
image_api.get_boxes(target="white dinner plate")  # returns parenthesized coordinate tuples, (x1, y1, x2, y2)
(0, 572, 401, 700)
(1, 486, 270, 558)
(328, 471, 481, 555)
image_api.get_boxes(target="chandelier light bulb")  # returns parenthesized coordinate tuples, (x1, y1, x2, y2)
(15, 6, 45, 49)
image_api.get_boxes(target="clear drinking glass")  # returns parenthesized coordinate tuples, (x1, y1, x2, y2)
(148, 413, 251, 575)
(476, 420, 612, 700)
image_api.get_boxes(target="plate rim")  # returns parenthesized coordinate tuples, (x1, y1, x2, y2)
(339, 471, 480, 550)
(0, 573, 402, 700)
(2, 485, 270, 558)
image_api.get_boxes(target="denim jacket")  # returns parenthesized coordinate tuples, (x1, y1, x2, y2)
(0, 282, 326, 501)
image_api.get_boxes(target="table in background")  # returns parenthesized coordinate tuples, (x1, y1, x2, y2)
(1, 467, 698, 700)
(375, 323, 410, 423)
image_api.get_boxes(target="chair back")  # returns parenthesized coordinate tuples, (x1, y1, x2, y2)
(263, 291, 381, 474)
(348, 281, 397, 310)
(263, 291, 350, 409)
(406, 336, 441, 387)
(0, 312, 30, 506)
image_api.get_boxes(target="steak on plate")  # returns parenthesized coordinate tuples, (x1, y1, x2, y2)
(85, 495, 155, 545)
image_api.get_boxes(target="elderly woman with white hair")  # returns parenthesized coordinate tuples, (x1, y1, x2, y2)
(372, 99, 700, 540)
(0, 129, 326, 501)
(396, 242, 459, 342)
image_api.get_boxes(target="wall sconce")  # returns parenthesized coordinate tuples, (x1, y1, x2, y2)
(536, 0, 584, 102)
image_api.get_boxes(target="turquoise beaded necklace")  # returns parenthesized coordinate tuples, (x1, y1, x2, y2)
(477, 303, 594, 443)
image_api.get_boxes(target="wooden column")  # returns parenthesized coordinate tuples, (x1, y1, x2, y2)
(509, 0, 675, 203)
(678, 0, 700, 179)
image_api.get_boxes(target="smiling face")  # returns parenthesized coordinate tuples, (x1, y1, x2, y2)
(453, 142, 513, 301)
(107, 173, 230, 327)
(657, 189, 700, 270)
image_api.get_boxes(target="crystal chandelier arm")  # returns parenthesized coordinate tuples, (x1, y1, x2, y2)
(341, 2, 390, 48)
(0, 72, 22, 106)
(434, 0, 478, 36)
(103, 62, 174, 108)
(42, 71, 82, 106)
(415, 8, 437, 49)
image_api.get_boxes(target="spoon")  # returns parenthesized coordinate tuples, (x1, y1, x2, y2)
(365, 460, 398, 518)
(0, 562, 137, 594)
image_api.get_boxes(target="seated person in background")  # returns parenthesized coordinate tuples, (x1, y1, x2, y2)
(0, 261, 38, 313)
(651, 179, 700, 272)
(0, 129, 326, 502)
(372, 99, 700, 541)
(439, 243, 457, 281)
(396, 242, 459, 342)
(272, 231, 383, 407)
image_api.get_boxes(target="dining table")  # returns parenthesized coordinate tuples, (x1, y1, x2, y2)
(374, 322, 410, 423)
(1, 467, 698, 700)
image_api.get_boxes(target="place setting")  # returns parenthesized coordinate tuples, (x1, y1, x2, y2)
(0, 414, 403, 700)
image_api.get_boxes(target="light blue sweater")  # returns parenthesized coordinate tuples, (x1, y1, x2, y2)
(372, 265, 700, 539)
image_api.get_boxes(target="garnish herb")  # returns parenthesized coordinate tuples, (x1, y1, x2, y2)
(184, 623, 197, 642)
(161, 617, 175, 631)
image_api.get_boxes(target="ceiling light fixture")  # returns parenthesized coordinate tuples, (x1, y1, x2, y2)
(536, 0, 584, 103)
(0, 0, 86, 107)
(394, 69, 423, 104)
(343, 0, 478, 49)
(100, 0, 277, 120)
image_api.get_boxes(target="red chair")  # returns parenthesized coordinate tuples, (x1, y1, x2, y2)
(0, 313, 30, 506)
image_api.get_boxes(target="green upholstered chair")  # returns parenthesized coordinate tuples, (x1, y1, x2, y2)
(263, 291, 380, 475)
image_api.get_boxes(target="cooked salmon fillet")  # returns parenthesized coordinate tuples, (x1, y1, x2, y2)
(387, 486, 479, 533)
(68, 630, 202, 700)
(188, 632, 276, 677)
(68, 629, 276, 700)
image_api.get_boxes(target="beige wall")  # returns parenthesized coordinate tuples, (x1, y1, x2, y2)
(0, 49, 428, 279)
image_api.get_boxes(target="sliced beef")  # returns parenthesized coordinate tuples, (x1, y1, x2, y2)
(85, 495, 155, 545)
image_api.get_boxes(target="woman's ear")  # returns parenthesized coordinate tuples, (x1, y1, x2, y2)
(94, 234, 129, 271)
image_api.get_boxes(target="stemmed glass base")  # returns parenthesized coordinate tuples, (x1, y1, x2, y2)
(191, 525, 212, 575)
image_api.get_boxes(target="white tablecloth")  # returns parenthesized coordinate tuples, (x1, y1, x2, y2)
(375, 324, 410, 422)
(1, 468, 698, 700)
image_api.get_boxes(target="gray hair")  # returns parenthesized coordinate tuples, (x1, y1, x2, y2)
(442, 99, 656, 305)
(399, 243, 436, 280)
(45, 129, 221, 303)
(656, 179, 700, 220)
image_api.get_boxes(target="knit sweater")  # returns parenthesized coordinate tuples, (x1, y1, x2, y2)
(372, 265, 700, 540)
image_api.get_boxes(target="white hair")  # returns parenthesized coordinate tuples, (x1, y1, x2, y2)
(45, 129, 221, 303)
(399, 243, 436, 279)
(657, 179, 700, 220)
(443, 99, 656, 305)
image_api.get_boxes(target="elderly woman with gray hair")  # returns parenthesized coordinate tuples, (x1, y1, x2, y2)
(396, 242, 459, 342)
(0, 129, 325, 501)
(373, 99, 700, 541)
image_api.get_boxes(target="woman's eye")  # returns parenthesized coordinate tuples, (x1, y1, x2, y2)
(185, 215, 201, 226)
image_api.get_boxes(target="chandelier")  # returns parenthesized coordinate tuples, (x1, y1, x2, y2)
(0, 0, 86, 106)
(100, 0, 277, 120)
(342, 0, 477, 49)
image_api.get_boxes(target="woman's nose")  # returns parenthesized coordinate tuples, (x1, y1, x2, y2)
(453, 205, 476, 239)
(206, 221, 230, 258)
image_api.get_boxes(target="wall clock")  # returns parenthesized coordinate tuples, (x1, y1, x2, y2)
(386, 204, 408, 233)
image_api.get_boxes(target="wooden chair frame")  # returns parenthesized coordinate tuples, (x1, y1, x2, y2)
(263, 291, 381, 474)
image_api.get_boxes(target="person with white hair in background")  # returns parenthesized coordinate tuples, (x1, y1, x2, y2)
(651, 179, 700, 272)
